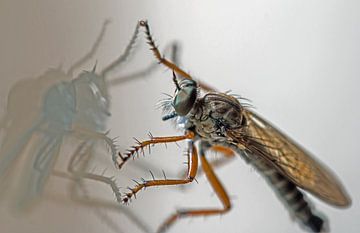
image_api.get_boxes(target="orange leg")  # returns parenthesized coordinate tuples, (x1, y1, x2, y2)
(117, 131, 194, 169)
(139, 20, 219, 93)
(139, 20, 193, 80)
(158, 152, 231, 233)
(122, 144, 199, 204)
(211, 145, 235, 158)
(179, 145, 235, 179)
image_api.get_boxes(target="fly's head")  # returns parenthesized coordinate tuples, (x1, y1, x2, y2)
(71, 70, 110, 131)
(173, 78, 198, 116)
(160, 72, 199, 130)
(73, 71, 109, 111)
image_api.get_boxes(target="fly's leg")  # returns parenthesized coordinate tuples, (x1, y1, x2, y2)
(211, 145, 235, 158)
(52, 142, 140, 232)
(101, 22, 141, 77)
(158, 150, 231, 233)
(179, 145, 235, 180)
(117, 131, 195, 169)
(67, 19, 111, 76)
(70, 142, 122, 202)
(202, 145, 236, 175)
(139, 20, 193, 80)
(72, 126, 117, 161)
(139, 20, 218, 92)
(108, 41, 182, 87)
(122, 143, 198, 204)
(66, 141, 91, 175)
(54, 169, 123, 203)
(52, 136, 121, 202)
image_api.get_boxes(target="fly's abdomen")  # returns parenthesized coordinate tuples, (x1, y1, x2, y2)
(252, 158, 325, 232)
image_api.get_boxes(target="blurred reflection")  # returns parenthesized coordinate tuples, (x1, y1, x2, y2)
(0, 20, 170, 232)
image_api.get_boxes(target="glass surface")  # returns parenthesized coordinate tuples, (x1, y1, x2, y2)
(0, 1, 359, 232)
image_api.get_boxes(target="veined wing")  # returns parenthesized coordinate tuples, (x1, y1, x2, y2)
(228, 109, 351, 207)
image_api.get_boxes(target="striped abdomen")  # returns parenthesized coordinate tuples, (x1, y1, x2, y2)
(250, 157, 325, 232)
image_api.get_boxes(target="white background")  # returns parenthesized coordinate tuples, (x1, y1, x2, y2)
(0, 0, 359, 233)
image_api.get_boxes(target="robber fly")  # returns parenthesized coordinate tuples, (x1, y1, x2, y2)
(116, 20, 351, 233)
(0, 20, 142, 209)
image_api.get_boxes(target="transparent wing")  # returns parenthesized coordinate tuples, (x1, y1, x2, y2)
(11, 131, 63, 209)
(229, 109, 351, 207)
(0, 120, 42, 179)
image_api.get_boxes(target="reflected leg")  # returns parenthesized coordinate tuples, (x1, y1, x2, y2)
(101, 22, 141, 77)
(67, 19, 111, 76)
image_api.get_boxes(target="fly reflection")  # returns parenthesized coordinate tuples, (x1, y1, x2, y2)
(0, 20, 155, 233)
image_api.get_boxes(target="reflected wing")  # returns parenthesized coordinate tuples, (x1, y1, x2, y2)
(15, 133, 63, 208)
(229, 109, 351, 207)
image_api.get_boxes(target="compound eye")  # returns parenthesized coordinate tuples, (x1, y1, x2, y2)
(173, 86, 197, 116)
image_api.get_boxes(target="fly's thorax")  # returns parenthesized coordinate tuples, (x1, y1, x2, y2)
(188, 92, 245, 141)
(72, 71, 110, 131)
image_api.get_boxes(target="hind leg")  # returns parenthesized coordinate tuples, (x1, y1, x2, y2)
(178, 145, 235, 181)
(62, 139, 121, 202)
(158, 150, 231, 233)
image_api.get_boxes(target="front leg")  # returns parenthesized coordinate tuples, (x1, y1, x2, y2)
(122, 142, 198, 204)
(117, 131, 194, 169)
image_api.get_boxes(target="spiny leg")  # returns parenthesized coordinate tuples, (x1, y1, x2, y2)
(108, 41, 182, 87)
(53, 170, 122, 203)
(51, 142, 129, 231)
(67, 19, 111, 76)
(101, 22, 141, 77)
(52, 169, 129, 233)
(53, 140, 122, 202)
(117, 131, 195, 169)
(158, 151, 231, 233)
(139, 20, 193, 80)
(71, 126, 117, 161)
(139, 20, 220, 93)
(122, 143, 198, 204)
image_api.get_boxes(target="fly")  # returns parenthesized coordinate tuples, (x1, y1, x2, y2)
(117, 20, 351, 233)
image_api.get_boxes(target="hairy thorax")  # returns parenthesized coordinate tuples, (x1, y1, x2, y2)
(188, 92, 245, 143)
